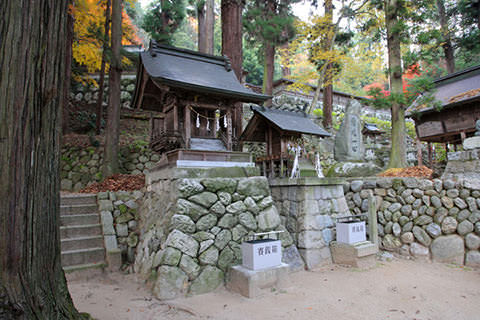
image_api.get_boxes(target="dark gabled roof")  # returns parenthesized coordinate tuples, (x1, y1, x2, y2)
(407, 65, 480, 117)
(140, 42, 270, 103)
(242, 105, 331, 140)
(272, 78, 369, 101)
(363, 123, 384, 134)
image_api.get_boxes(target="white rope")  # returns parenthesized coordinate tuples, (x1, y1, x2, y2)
(290, 147, 301, 179)
(196, 114, 200, 128)
(224, 115, 227, 128)
(315, 153, 324, 178)
(206, 119, 210, 131)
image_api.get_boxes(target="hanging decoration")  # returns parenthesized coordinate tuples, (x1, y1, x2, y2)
(189, 106, 228, 132)
(315, 153, 324, 178)
(215, 110, 220, 133)
(290, 146, 301, 179)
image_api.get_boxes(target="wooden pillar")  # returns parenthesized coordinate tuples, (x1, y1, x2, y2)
(416, 137, 423, 166)
(185, 105, 191, 149)
(226, 108, 232, 150)
(428, 142, 433, 168)
(267, 125, 273, 156)
(173, 104, 178, 132)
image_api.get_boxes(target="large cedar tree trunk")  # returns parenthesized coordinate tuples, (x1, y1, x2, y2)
(436, 0, 455, 74)
(197, 2, 206, 53)
(263, 43, 275, 106)
(0, 1, 85, 319)
(385, 0, 407, 168)
(104, 0, 122, 177)
(221, 0, 243, 144)
(198, 0, 215, 54)
(96, 0, 112, 134)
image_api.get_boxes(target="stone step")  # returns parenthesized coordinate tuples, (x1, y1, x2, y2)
(61, 213, 100, 226)
(61, 194, 97, 206)
(61, 247, 105, 267)
(60, 204, 98, 215)
(63, 262, 106, 275)
(190, 138, 227, 151)
(61, 236, 104, 251)
(60, 224, 102, 239)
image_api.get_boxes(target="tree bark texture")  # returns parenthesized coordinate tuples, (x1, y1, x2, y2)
(205, 0, 215, 55)
(63, 4, 75, 134)
(197, 2, 206, 53)
(96, 0, 112, 134)
(436, 0, 455, 74)
(321, 0, 334, 129)
(263, 42, 275, 106)
(221, 0, 243, 144)
(0, 1, 84, 319)
(104, 0, 122, 177)
(221, 0, 243, 80)
(385, 0, 407, 168)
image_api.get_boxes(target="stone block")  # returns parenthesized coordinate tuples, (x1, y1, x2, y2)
(298, 247, 332, 269)
(104, 235, 118, 251)
(227, 263, 290, 298)
(431, 235, 464, 265)
(330, 241, 378, 268)
(106, 248, 122, 272)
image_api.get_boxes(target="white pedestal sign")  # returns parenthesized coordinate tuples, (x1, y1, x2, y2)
(242, 239, 282, 271)
(336, 221, 366, 244)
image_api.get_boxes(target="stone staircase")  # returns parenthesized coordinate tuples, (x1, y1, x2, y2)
(190, 138, 227, 151)
(60, 194, 106, 272)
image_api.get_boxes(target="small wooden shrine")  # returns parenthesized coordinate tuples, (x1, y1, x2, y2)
(240, 106, 331, 177)
(407, 65, 480, 145)
(131, 41, 269, 166)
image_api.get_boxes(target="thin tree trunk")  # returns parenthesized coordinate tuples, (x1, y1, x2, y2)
(263, 43, 275, 106)
(205, 0, 215, 54)
(96, 0, 112, 134)
(322, 0, 334, 129)
(197, 2, 206, 53)
(0, 1, 85, 318)
(436, 0, 455, 73)
(386, 0, 407, 168)
(221, 0, 243, 145)
(104, 0, 122, 177)
(322, 65, 333, 129)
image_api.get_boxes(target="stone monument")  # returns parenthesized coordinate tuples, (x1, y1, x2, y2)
(327, 100, 381, 177)
(334, 100, 364, 161)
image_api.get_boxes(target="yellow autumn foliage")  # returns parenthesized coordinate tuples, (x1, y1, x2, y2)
(72, 0, 140, 85)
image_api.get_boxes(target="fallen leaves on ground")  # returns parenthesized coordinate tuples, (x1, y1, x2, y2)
(378, 166, 433, 178)
(80, 174, 145, 193)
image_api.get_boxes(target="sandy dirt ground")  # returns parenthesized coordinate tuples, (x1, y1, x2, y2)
(68, 259, 480, 320)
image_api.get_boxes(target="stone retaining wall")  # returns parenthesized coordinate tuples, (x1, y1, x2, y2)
(60, 146, 159, 191)
(134, 168, 302, 300)
(70, 76, 136, 110)
(97, 190, 144, 265)
(270, 178, 350, 269)
(344, 177, 480, 267)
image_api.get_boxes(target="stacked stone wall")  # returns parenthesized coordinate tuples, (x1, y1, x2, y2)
(344, 177, 480, 267)
(270, 178, 350, 269)
(134, 173, 300, 300)
(97, 190, 144, 265)
(60, 146, 159, 191)
(70, 76, 136, 109)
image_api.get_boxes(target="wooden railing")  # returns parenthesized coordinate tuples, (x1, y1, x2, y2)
(150, 130, 184, 153)
(256, 153, 293, 178)
(155, 149, 252, 169)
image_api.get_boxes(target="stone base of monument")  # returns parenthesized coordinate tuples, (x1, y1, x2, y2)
(326, 162, 381, 178)
(330, 241, 378, 268)
(226, 263, 290, 298)
(442, 137, 480, 188)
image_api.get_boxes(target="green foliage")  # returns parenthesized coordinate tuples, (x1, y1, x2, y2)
(142, 0, 187, 44)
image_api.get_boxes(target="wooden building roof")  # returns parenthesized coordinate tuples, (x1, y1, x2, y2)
(407, 65, 480, 116)
(241, 105, 331, 142)
(132, 42, 269, 110)
(406, 65, 480, 144)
